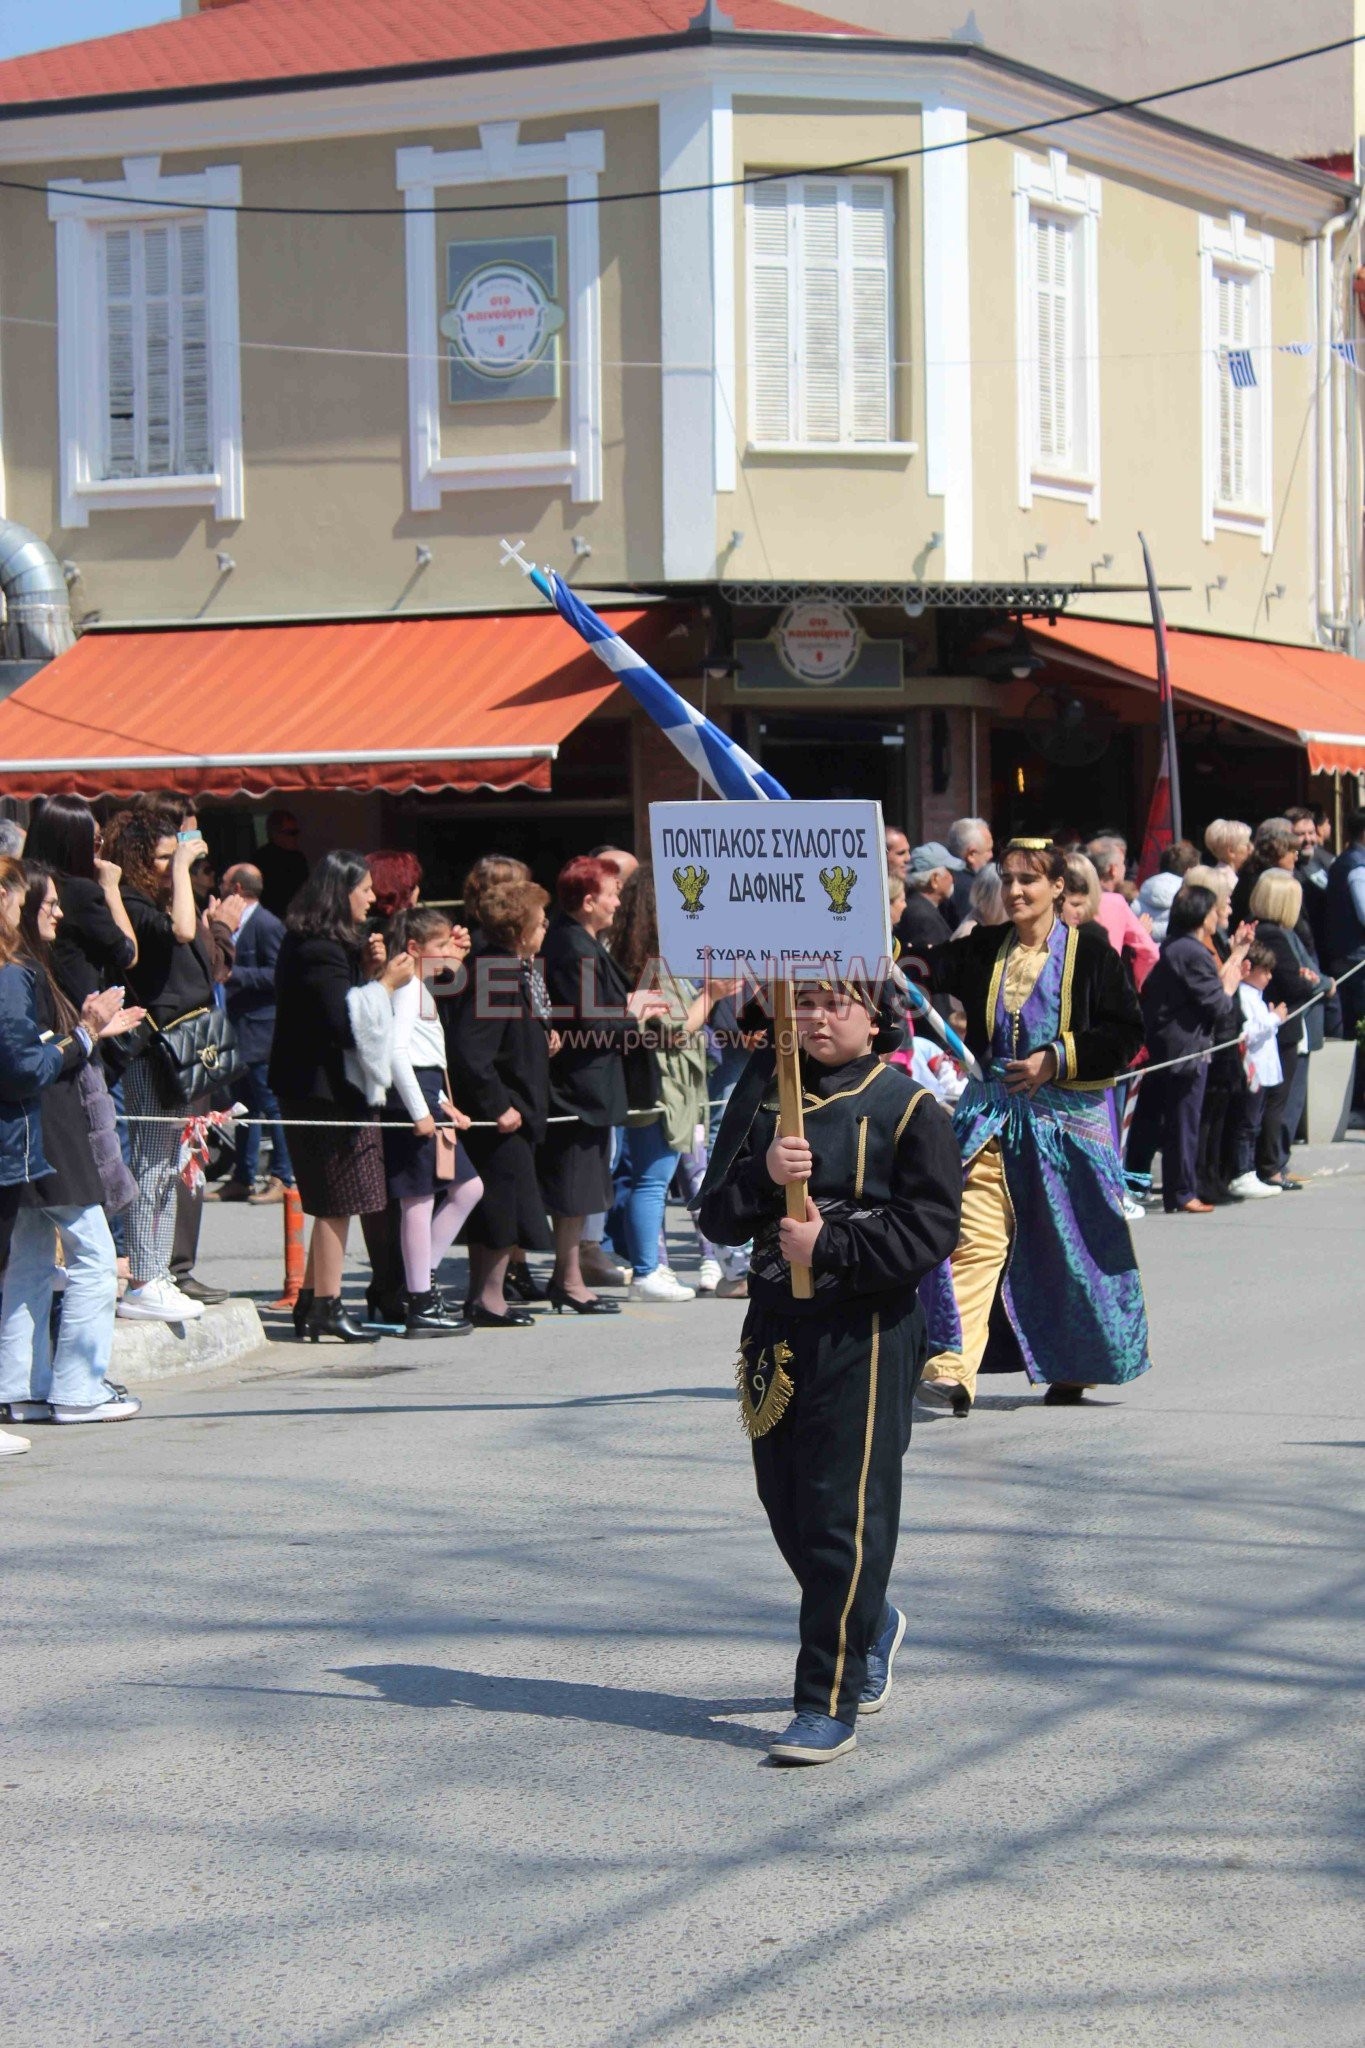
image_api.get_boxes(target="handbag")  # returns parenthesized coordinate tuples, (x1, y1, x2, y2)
(149, 1004, 243, 1108)
(434, 1067, 457, 1182)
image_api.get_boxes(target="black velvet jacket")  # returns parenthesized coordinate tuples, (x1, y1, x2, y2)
(698, 1052, 962, 1319)
(922, 919, 1143, 1083)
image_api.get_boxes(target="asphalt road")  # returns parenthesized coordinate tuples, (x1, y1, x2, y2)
(3, 1152, 1364, 2047)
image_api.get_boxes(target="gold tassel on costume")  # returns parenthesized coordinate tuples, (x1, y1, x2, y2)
(736, 1338, 795, 1439)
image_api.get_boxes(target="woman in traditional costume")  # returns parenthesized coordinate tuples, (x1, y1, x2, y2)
(917, 839, 1150, 1415)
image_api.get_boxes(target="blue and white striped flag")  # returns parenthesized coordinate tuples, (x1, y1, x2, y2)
(1332, 339, 1362, 371)
(1225, 347, 1257, 388)
(1278, 341, 1313, 356)
(499, 541, 979, 1074)
(501, 541, 788, 800)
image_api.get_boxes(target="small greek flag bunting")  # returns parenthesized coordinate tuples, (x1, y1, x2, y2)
(1224, 347, 1257, 389)
(1332, 339, 1363, 370)
(500, 540, 788, 801)
(1278, 341, 1314, 356)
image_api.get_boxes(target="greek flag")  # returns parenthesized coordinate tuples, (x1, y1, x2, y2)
(1278, 341, 1314, 356)
(1332, 339, 1362, 370)
(1225, 347, 1257, 389)
(501, 542, 788, 800)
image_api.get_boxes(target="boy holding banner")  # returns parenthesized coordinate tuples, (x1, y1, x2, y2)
(698, 974, 961, 1765)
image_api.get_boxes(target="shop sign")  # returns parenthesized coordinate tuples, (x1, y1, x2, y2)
(775, 601, 862, 683)
(442, 237, 563, 403)
(650, 798, 891, 981)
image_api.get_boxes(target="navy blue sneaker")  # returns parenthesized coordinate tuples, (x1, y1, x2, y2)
(859, 1603, 907, 1716)
(768, 1711, 857, 1765)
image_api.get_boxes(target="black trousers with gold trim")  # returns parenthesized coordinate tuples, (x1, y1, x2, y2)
(745, 1292, 924, 1724)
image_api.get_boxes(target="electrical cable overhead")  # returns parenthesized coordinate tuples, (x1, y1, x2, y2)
(0, 28, 1359, 218)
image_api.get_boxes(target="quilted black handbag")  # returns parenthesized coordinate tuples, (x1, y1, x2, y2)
(149, 1004, 243, 1108)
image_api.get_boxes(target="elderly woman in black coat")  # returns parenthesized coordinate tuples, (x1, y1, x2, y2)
(269, 850, 413, 1342)
(1128, 884, 1253, 1214)
(536, 856, 668, 1310)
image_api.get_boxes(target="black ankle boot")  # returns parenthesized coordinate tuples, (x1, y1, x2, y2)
(364, 1286, 406, 1328)
(291, 1287, 315, 1338)
(404, 1289, 470, 1338)
(504, 1261, 545, 1304)
(304, 1294, 378, 1344)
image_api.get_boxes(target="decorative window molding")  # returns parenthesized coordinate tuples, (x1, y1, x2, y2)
(1013, 150, 1101, 520)
(1199, 211, 1274, 553)
(746, 173, 904, 451)
(396, 123, 604, 510)
(48, 156, 243, 529)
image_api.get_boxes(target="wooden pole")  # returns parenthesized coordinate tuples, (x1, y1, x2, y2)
(773, 978, 814, 1300)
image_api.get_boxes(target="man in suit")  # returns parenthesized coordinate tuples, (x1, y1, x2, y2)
(219, 863, 295, 1202)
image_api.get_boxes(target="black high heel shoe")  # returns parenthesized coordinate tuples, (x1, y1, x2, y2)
(464, 1301, 534, 1330)
(303, 1295, 378, 1344)
(291, 1287, 315, 1338)
(546, 1285, 620, 1316)
(504, 1261, 546, 1304)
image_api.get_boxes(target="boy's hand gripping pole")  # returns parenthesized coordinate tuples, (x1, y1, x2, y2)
(773, 980, 814, 1301)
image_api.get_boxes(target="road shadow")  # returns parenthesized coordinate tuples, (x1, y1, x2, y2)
(332, 1662, 784, 1751)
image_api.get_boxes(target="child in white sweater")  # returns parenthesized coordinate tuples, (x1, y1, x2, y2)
(1228, 942, 1288, 1200)
(383, 907, 484, 1332)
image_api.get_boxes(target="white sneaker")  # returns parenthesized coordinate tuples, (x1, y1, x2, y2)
(0, 1426, 30, 1455)
(1121, 1195, 1145, 1221)
(117, 1278, 205, 1323)
(51, 1381, 142, 1424)
(696, 1257, 723, 1295)
(629, 1268, 697, 1302)
(1228, 1171, 1281, 1200)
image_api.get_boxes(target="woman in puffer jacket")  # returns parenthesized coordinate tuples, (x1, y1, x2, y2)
(0, 858, 143, 1448)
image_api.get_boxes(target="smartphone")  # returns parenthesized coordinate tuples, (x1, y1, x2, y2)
(178, 829, 199, 843)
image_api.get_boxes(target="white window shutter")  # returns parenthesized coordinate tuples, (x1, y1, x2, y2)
(1032, 211, 1073, 469)
(102, 228, 136, 479)
(750, 183, 793, 445)
(1216, 268, 1249, 505)
(98, 215, 213, 481)
(849, 182, 891, 442)
(799, 182, 842, 441)
(178, 222, 212, 474)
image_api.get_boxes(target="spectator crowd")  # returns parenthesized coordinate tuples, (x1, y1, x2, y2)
(2, 786, 1363, 1457)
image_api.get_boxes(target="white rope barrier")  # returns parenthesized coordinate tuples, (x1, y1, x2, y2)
(105, 955, 1365, 1125)
(1111, 952, 1365, 1087)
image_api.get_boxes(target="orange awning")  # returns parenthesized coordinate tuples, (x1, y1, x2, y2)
(1034, 617, 1365, 775)
(0, 608, 648, 800)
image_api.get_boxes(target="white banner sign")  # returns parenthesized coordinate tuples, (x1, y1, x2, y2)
(650, 799, 891, 981)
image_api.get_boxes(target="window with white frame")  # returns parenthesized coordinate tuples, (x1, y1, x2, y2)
(1213, 265, 1256, 508)
(48, 157, 242, 528)
(1197, 212, 1273, 553)
(747, 175, 900, 449)
(101, 219, 212, 481)
(1013, 151, 1101, 517)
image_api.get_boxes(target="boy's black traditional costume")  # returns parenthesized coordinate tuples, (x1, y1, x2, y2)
(699, 1007, 961, 1761)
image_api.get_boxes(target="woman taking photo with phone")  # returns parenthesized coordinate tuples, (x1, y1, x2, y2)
(107, 808, 219, 1327)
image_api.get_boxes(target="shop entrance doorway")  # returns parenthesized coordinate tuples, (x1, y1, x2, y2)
(741, 712, 911, 817)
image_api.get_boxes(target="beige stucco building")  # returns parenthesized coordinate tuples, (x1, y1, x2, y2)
(0, 0, 1362, 884)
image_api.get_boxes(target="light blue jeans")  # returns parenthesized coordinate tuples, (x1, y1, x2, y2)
(608, 1120, 683, 1279)
(0, 1202, 117, 1407)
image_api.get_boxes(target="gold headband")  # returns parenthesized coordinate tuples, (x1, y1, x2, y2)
(1006, 837, 1054, 851)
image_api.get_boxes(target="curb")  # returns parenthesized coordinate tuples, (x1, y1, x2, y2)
(112, 1299, 269, 1385)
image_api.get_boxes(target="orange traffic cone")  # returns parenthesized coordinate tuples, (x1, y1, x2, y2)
(270, 1185, 306, 1310)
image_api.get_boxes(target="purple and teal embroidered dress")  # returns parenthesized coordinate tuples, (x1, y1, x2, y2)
(923, 919, 1151, 1386)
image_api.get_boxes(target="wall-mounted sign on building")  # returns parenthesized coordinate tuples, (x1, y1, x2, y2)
(734, 600, 905, 692)
(775, 601, 862, 683)
(441, 236, 563, 403)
